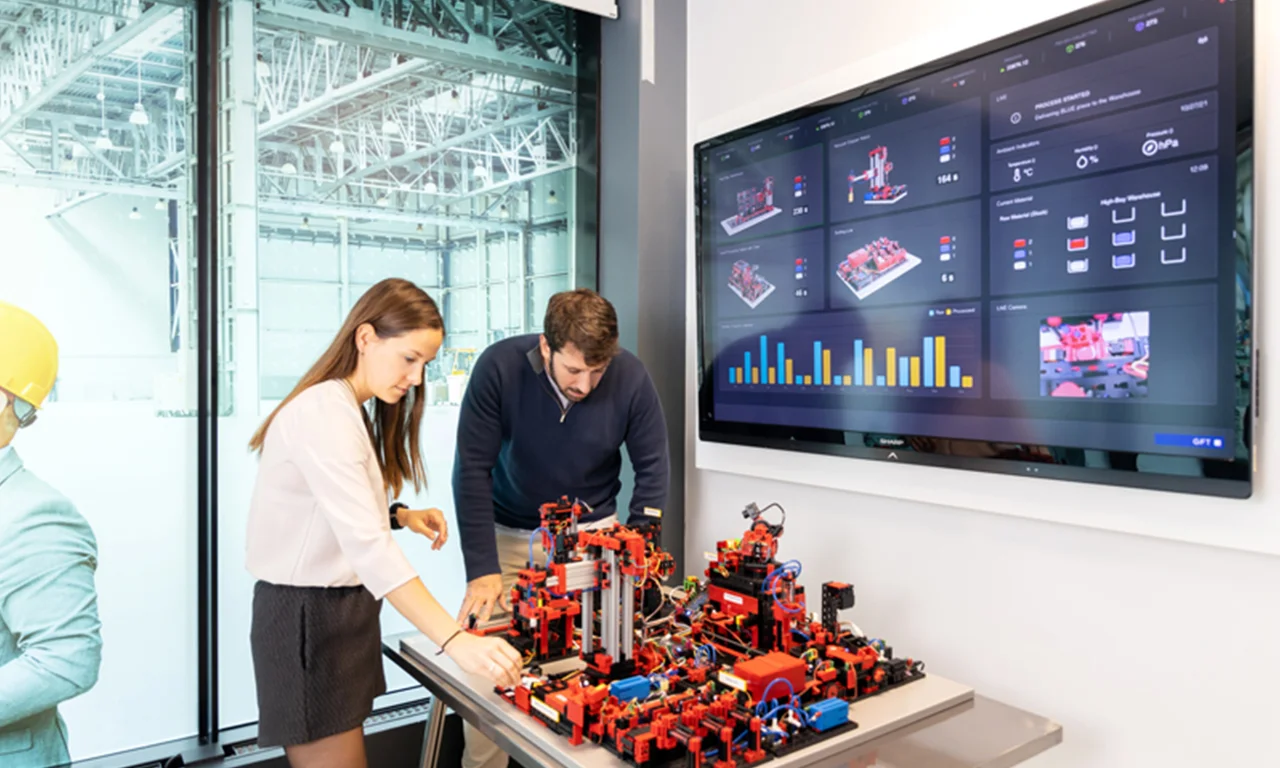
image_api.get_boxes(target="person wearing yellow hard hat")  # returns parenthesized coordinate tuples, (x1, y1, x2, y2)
(0, 301, 102, 768)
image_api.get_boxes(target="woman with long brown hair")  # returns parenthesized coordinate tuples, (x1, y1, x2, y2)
(244, 278, 520, 767)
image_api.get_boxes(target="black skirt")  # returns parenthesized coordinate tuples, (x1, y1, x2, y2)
(250, 581, 387, 747)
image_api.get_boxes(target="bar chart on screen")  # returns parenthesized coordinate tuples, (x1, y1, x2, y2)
(720, 305, 981, 398)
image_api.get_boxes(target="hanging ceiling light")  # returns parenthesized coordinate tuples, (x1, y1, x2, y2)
(256, 54, 270, 79)
(377, 195, 391, 207)
(280, 162, 297, 175)
(175, 85, 186, 103)
(329, 135, 345, 154)
(155, 198, 166, 211)
(473, 161, 488, 180)
(382, 118, 399, 135)
(95, 76, 113, 149)
(424, 177, 438, 194)
(131, 54, 149, 125)
(546, 189, 558, 204)
(129, 206, 142, 220)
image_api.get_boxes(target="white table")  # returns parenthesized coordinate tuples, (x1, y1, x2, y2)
(383, 631, 1062, 768)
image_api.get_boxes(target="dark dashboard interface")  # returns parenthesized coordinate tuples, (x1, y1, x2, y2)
(695, 0, 1254, 497)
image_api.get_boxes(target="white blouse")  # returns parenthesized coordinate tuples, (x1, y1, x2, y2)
(245, 379, 418, 600)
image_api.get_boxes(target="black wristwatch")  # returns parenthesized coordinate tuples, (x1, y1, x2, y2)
(389, 502, 407, 530)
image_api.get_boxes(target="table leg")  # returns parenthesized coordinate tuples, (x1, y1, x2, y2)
(418, 695, 447, 768)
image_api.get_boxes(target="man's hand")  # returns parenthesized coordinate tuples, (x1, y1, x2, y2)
(396, 508, 449, 551)
(457, 574, 509, 624)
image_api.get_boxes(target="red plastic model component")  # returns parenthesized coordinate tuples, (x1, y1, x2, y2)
(483, 497, 925, 768)
(733, 652, 806, 702)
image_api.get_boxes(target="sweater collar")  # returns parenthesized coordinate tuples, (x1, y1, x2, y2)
(527, 341, 571, 409)
(526, 340, 545, 374)
(0, 444, 21, 486)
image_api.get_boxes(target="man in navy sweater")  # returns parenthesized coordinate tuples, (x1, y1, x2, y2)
(452, 288, 670, 768)
(453, 288, 670, 622)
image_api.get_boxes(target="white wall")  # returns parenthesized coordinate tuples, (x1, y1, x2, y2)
(0, 185, 198, 760)
(685, 2, 1280, 767)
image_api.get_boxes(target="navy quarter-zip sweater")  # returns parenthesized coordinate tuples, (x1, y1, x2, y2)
(452, 334, 671, 581)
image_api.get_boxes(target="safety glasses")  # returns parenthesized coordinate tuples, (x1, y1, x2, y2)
(2, 388, 36, 428)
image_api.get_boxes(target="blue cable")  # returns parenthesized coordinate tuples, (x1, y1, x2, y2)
(525, 527, 554, 598)
(756, 678, 795, 714)
(528, 527, 553, 568)
(768, 560, 804, 615)
(760, 703, 812, 728)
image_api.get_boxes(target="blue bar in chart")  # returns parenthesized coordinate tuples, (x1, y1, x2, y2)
(725, 328, 976, 393)
(924, 337, 934, 385)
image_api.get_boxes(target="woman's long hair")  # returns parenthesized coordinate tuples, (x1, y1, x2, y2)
(248, 278, 444, 497)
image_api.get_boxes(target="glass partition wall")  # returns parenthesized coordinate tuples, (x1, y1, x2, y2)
(0, 0, 597, 763)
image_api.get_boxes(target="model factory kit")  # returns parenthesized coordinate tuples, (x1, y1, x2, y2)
(728, 260, 776, 309)
(848, 146, 907, 205)
(721, 177, 783, 236)
(468, 498, 925, 767)
(836, 236, 923, 300)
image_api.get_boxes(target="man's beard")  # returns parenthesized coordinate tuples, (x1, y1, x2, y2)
(550, 355, 586, 401)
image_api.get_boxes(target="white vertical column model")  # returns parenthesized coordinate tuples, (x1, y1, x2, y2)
(580, 580, 595, 656)
(603, 549, 619, 662)
(221, 0, 260, 415)
(620, 565, 634, 661)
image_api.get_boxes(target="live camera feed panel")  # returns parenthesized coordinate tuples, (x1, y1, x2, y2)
(988, 283, 1217, 407)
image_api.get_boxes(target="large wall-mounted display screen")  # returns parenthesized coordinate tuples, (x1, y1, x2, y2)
(694, 0, 1255, 497)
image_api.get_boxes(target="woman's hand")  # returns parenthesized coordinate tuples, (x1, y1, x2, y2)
(445, 632, 523, 688)
(396, 507, 449, 551)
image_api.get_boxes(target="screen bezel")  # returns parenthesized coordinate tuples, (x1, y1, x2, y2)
(693, 0, 1256, 499)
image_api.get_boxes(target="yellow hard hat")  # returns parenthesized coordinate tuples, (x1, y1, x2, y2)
(0, 301, 58, 409)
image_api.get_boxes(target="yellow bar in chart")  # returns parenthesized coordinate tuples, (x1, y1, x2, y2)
(934, 336, 946, 387)
(962, 375, 974, 389)
(785, 359, 793, 384)
(886, 347, 897, 387)
(823, 350, 832, 386)
(769, 368, 776, 384)
(843, 375, 852, 386)
(910, 357, 920, 387)
(752, 367, 759, 384)
(863, 347, 873, 386)
(804, 375, 812, 385)
(737, 367, 744, 383)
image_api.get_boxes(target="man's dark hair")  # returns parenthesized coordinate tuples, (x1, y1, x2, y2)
(543, 289, 619, 366)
